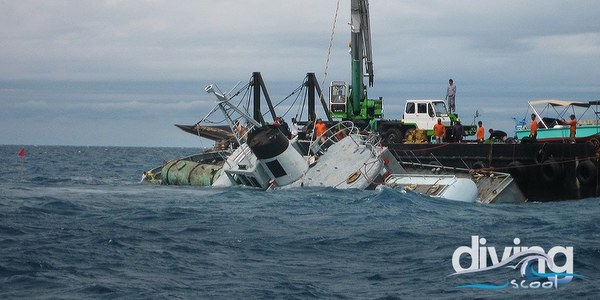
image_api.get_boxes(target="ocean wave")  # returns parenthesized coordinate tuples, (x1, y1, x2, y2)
(1, 145, 599, 299)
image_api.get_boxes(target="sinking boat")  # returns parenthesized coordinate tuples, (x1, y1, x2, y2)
(385, 174, 477, 202)
(142, 83, 526, 204)
(141, 150, 227, 186)
(141, 0, 527, 203)
(143, 84, 408, 192)
(206, 83, 405, 191)
(388, 162, 526, 204)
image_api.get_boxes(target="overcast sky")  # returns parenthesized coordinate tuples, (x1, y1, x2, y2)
(2, 0, 600, 147)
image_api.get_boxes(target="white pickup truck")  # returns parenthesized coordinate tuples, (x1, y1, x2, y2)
(402, 99, 453, 128)
(376, 99, 475, 143)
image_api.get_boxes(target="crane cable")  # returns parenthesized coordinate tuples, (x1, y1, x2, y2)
(320, 0, 341, 95)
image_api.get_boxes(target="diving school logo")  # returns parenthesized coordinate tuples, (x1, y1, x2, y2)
(449, 236, 586, 289)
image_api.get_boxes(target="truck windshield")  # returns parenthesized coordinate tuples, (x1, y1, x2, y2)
(433, 102, 448, 117)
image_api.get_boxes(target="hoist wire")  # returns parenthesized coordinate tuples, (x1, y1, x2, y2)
(321, 0, 341, 91)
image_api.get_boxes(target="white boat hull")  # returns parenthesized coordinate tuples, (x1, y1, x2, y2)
(385, 174, 478, 202)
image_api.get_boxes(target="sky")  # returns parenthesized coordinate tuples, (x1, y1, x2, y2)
(1, 0, 600, 147)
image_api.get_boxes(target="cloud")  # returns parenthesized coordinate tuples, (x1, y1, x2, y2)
(527, 33, 600, 56)
(2, 0, 600, 146)
(2, 0, 600, 83)
(0, 0, 339, 82)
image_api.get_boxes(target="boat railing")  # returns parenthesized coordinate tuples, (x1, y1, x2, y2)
(385, 173, 459, 196)
(304, 120, 386, 166)
(232, 121, 257, 145)
(308, 120, 360, 151)
(365, 132, 382, 148)
(205, 83, 262, 147)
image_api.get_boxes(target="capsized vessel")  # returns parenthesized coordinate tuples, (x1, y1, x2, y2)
(143, 83, 526, 204)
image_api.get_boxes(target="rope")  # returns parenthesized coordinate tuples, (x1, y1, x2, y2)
(388, 143, 452, 152)
(394, 142, 599, 172)
(260, 83, 304, 120)
(298, 86, 308, 121)
(491, 155, 599, 172)
(321, 0, 341, 90)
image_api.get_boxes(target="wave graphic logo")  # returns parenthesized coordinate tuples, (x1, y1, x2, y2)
(449, 236, 586, 289)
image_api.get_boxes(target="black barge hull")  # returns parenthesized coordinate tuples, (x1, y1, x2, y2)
(177, 123, 600, 201)
(386, 142, 599, 201)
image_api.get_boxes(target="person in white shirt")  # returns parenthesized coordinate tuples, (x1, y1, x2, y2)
(290, 117, 299, 139)
(446, 79, 456, 113)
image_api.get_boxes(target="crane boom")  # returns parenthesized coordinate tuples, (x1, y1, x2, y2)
(350, 0, 374, 116)
(329, 0, 382, 122)
(352, 0, 373, 86)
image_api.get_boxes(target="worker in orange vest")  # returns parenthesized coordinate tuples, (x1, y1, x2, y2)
(314, 118, 328, 143)
(476, 121, 485, 143)
(433, 118, 446, 144)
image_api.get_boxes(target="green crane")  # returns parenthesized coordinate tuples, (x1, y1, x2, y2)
(329, 0, 383, 122)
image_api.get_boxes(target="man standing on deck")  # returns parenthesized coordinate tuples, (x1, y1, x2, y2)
(476, 121, 485, 143)
(273, 116, 291, 138)
(529, 113, 538, 140)
(290, 117, 299, 139)
(314, 118, 328, 144)
(446, 79, 456, 113)
(563, 114, 577, 143)
(433, 118, 446, 144)
(451, 118, 464, 143)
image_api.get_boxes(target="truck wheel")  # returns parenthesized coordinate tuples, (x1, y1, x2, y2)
(385, 128, 403, 144)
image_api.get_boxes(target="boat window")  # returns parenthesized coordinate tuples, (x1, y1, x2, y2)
(428, 104, 434, 117)
(265, 160, 287, 178)
(248, 176, 260, 187)
(235, 174, 249, 185)
(406, 102, 415, 114)
(417, 103, 427, 114)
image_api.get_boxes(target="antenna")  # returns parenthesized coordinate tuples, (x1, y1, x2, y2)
(473, 110, 480, 125)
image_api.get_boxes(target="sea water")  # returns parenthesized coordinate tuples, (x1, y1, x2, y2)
(1, 145, 599, 299)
